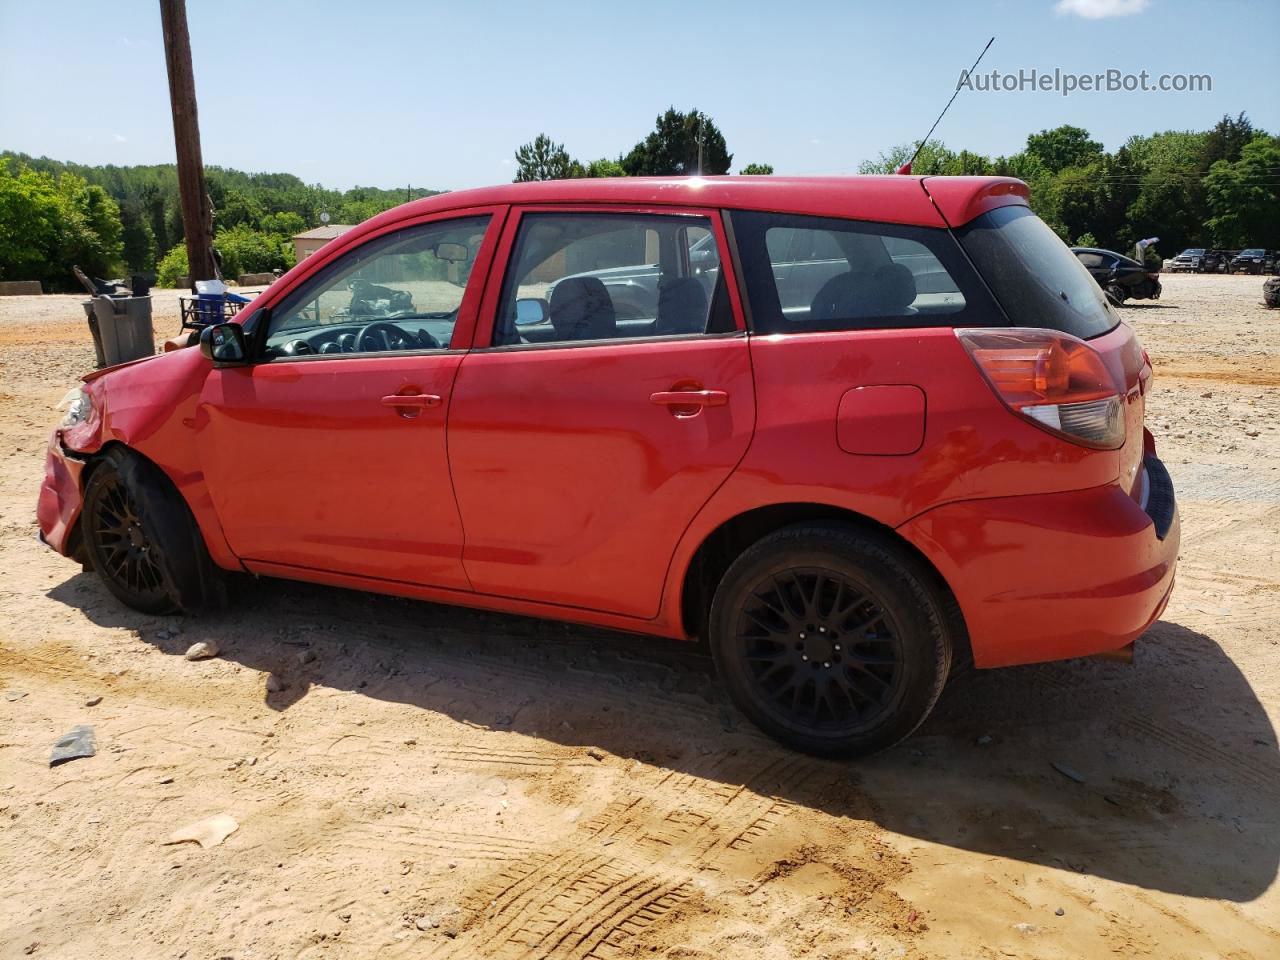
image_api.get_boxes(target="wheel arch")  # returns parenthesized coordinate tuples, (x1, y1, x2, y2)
(79, 439, 242, 575)
(675, 502, 970, 664)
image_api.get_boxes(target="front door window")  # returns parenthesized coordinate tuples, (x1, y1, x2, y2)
(262, 216, 491, 357)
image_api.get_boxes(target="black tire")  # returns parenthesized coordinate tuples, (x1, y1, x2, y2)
(708, 524, 952, 758)
(81, 446, 224, 615)
(1105, 283, 1127, 306)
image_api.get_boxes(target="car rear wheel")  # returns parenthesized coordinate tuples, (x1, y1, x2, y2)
(1105, 282, 1127, 305)
(81, 446, 224, 615)
(708, 524, 952, 758)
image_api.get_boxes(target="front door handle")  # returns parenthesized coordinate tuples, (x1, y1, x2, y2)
(650, 389, 729, 408)
(381, 393, 442, 418)
(381, 393, 442, 408)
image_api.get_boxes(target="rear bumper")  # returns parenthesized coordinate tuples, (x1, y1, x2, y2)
(898, 457, 1179, 668)
(36, 429, 87, 557)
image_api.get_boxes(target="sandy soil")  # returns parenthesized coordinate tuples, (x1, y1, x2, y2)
(1, 275, 1278, 959)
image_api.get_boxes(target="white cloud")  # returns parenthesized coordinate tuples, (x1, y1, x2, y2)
(114, 134, 127, 143)
(1055, 0, 1150, 18)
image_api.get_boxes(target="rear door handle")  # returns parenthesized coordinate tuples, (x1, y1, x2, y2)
(381, 393, 442, 409)
(649, 390, 729, 407)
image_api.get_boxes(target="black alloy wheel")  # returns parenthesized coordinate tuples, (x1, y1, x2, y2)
(80, 446, 224, 615)
(709, 524, 953, 757)
(90, 468, 169, 603)
(735, 567, 903, 733)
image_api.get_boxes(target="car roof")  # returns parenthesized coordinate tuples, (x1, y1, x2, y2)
(356, 175, 1030, 235)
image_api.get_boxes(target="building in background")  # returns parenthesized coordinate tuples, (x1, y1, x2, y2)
(292, 224, 355, 262)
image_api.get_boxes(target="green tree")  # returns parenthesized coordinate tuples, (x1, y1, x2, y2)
(1024, 125, 1104, 174)
(155, 243, 189, 287)
(1204, 135, 1280, 248)
(0, 164, 122, 289)
(1200, 112, 1256, 170)
(259, 210, 306, 237)
(739, 163, 774, 175)
(621, 108, 732, 176)
(513, 134, 576, 182)
(0, 166, 64, 282)
(214, 224, 294, 278)
(581, 157, 626, 178)
(858, 140, 961, 175)
(116, 194, 156, 273)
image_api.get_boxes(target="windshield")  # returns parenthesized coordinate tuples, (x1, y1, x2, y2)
(957, 205, 1118, 340)
(1182, 249, 1205, 255)
(1240, 249, 1264, 256)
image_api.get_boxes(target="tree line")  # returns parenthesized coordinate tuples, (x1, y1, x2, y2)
(858, 113, 1278, 255)
(0, 151, 438, 290)
(2, 110, 1275, 292)
(519, 110, 1278, 259)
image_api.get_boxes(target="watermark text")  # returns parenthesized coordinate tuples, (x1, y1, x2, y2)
(959, 68, 1211, 96)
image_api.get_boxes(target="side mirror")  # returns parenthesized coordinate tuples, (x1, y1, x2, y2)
(199, 323, 248, 366)
(515, 298, 549, 325)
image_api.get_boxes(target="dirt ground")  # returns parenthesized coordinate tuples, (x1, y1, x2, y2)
(1, 275, 1278, 960)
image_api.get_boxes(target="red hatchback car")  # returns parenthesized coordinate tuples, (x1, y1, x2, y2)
(38, 176, 1178, 756)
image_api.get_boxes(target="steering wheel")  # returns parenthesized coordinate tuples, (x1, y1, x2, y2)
(355, 320, 439, 352)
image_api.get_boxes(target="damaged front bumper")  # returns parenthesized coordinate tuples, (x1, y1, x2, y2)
(36, 429, 89, 558)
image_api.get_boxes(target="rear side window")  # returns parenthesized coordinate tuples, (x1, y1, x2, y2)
(958, 205, 1118, 340)
(730, 211, 995, 334)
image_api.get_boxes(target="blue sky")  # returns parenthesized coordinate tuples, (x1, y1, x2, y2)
(1, 0, 1275, 191)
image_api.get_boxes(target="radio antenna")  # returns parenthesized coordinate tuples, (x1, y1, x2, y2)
(896, 36, 995, 175)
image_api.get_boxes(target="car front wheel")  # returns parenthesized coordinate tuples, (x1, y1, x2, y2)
(708, 524, 953, 758)
(81, 446, 224, 615)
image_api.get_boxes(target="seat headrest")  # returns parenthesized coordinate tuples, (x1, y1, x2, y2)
(549, 277, 616, 340)
(867, 263, 917, 314)
(656, 277, 708, 335)
(810, 263, 917, 325)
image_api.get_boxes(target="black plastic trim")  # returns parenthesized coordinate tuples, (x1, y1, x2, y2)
(1143, 454, 1176, 541)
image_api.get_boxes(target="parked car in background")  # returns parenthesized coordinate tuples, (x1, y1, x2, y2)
(1204, 249, 1232, 273)
(1229, 248, 1277, 275)
(1168, 248, 1229, 273)
(39, 176, 1178, 758)
(1072, 247, 1162, 304)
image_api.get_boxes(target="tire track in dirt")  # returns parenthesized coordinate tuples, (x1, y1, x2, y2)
(412, 754, 828, 959)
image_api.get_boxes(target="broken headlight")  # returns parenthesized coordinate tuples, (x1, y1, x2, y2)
(57, 387, 94, 429)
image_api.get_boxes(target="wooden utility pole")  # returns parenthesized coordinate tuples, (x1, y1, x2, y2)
(159, 0, 215, 285)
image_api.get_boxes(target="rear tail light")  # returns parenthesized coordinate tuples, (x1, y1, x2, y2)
(956, 327, 1125, 449)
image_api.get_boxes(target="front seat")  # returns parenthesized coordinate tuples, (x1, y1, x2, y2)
(655, 277, 708, 336)
(809, 263, 917, 327)
(549, 277, 616, 341)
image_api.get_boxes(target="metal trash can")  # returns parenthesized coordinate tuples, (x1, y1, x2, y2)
(88, 294, 154, 367)
(82, 300, 108, 369)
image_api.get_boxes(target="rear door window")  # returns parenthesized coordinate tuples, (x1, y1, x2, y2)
(492, 212, 734, 346)
(729, 210, 996, 334)
(958, 205, 1118, 340)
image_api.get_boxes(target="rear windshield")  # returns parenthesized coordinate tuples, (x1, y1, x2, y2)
(958, 205, 1118, 340)
(730, 210, 1001, 334)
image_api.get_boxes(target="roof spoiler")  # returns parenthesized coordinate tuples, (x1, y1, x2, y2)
(921, 177, 1030, 226)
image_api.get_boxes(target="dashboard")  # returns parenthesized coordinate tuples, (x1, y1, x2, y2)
(266, 316, 458, 357)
